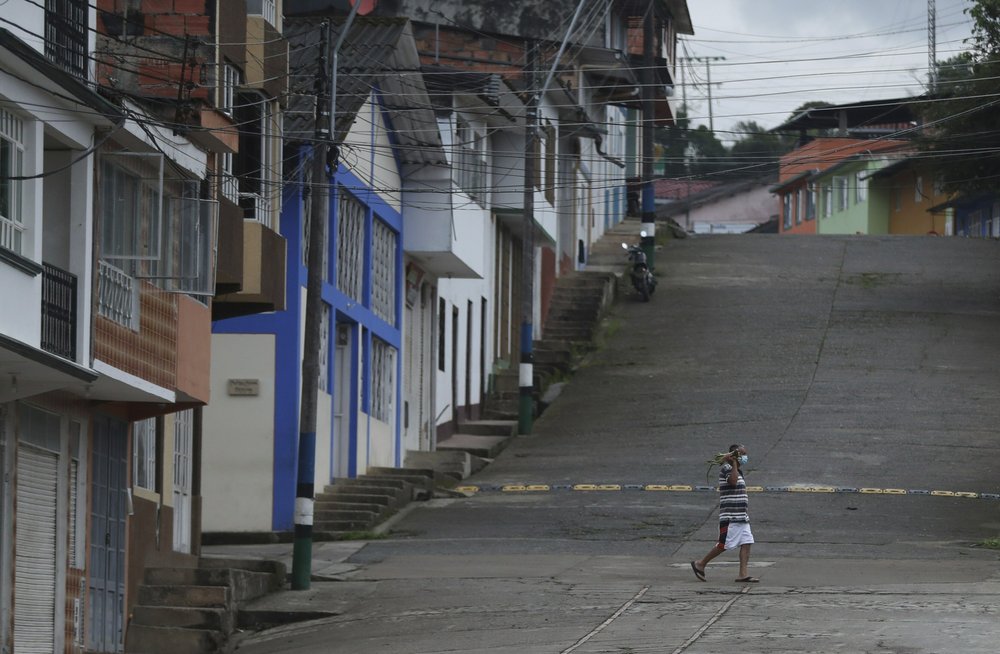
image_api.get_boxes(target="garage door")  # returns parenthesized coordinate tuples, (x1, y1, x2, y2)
(14, 443, 59, 654)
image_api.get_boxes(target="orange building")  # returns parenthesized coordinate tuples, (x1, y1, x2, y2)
(775, 138, 908, 234)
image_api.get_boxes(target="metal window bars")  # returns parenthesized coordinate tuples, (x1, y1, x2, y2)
(371, 218, 396, 325)
(370, 338, 395, 423)
(337, 189, 364, 302)
(97, 260, 137, 328)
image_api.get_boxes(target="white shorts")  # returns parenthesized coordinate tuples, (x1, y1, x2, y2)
(724, 522, 754, 550)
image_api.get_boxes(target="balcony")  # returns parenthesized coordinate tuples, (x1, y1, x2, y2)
(41, 262, 77, 360)
(212, 220, 286, 321)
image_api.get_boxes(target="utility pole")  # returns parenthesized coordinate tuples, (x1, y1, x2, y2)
(518, 0, 588, 435)
(928, 0, 937, 92)
(519, 42, 536, 436)
(640, 1, 656, 269)
(680, 55, 725, 132)
(292, 0, 362, 591)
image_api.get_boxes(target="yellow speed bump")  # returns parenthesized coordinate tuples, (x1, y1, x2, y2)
(931, 490, 956, 497)
(525, 485, 551, 492)
(859, 488, 884, 494)
(790, 486, 836, 493)
(502, 485, 527, 492)
(573, 484, 622, 491)
(668, 484, 694, 492)
(883, 488, 907, 495)
(746, 486, 764, 493)
(955, 492, 979, 499)
(456, 486, 480, 494)
(644, 484, 672, 491)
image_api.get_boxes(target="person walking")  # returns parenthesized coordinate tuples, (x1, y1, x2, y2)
(690, 444, 759, 583)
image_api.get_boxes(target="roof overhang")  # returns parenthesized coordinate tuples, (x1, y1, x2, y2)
(774, 97, 919, 133)
(0, 334, 98, 404)
(494, 208, 557, 246)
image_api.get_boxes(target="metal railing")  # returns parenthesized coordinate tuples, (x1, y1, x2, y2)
(41, 263, 77, 360)
(239, 191, 272, 229)
(97, 260, 137, 328)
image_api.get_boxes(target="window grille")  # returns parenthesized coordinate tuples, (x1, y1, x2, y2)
(782, 194, 792, 229)
(794, 189, 802, 224)
(97, 260, 137, 328)
(45, 0, 87, 77)
(0, 109, 25, 254)
(915, 176, 924, 203)
(822, 185, 833, 217)
(370, 338, 395, 423)
(100, 153, 164, 262)
(371, 219, 397, 325)
(337, 189, 364, 302)
(806, 183, 817, 221)
(133, 418, 156, 491)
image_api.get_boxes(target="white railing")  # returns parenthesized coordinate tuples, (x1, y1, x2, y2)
(239, 191, 272, 229)
(221, 170, 239, 205)
(97, 260, 137, 328)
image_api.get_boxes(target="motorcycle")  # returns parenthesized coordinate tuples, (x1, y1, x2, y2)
(621, 234, 657, 301)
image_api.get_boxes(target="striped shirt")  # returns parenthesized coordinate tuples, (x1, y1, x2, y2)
(718, 463, 749, 523)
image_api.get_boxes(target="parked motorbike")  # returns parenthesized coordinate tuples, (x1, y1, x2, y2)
(621, 234, 657, 301)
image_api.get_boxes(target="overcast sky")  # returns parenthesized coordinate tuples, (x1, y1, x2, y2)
(680, 0, 977, 142)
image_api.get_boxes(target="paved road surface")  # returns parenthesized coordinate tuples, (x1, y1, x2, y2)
(235, 235, 1000, 653)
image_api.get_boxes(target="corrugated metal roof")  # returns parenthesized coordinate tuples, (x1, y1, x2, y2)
(284, 16, 445, 166)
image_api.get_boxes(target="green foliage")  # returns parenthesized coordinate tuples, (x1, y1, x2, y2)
(655, 106, 794, 181)
(919, 0, 1000, 196)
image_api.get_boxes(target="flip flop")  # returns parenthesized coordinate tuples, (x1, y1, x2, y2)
(735, 576, 760, 583)
(690, 561, 706, 582)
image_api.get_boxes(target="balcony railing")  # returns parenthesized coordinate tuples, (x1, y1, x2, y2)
(248, 0, 277, 26)
(41, 263, 77, 360)
(97, 260, 137, 329)
(239, 191, 272, 229)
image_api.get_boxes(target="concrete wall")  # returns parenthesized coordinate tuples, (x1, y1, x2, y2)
(201, 333, 276, 532)
(684, 184, 773, 234)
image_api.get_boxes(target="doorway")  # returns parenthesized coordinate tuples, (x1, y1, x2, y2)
(333, 323, 353, 479)
(173, 410, 193, 553)
(89, 416, 127, 653)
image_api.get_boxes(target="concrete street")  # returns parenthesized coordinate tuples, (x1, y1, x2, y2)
(232, 235, 1000, 653)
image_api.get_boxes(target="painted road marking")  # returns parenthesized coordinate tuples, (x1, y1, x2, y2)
(455, 484, 1000, 500)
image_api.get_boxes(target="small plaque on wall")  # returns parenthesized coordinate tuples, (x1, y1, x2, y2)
(227, 379, 260, 396)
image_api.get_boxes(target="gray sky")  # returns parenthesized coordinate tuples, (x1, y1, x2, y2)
(681, 0, 976, 141)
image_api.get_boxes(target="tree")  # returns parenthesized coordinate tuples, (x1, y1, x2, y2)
(919, 0, 1000, 196)
(728, 120, 793, 175)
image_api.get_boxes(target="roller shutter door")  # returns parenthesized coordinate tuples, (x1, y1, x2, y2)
(13, 444, 58, 654)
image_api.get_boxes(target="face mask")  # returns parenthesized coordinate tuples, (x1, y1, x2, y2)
(738, 455, 749, 465)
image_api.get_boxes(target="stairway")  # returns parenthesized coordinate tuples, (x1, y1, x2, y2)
(481, 220, 643, 420)
(310, 468, 435, 537)
(125, 557, 286, 653)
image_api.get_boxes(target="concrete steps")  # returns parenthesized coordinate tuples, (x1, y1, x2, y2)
(308, 468, 436, 536)
(125, 558, 286, 654)
(435, 419, 518, 460)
